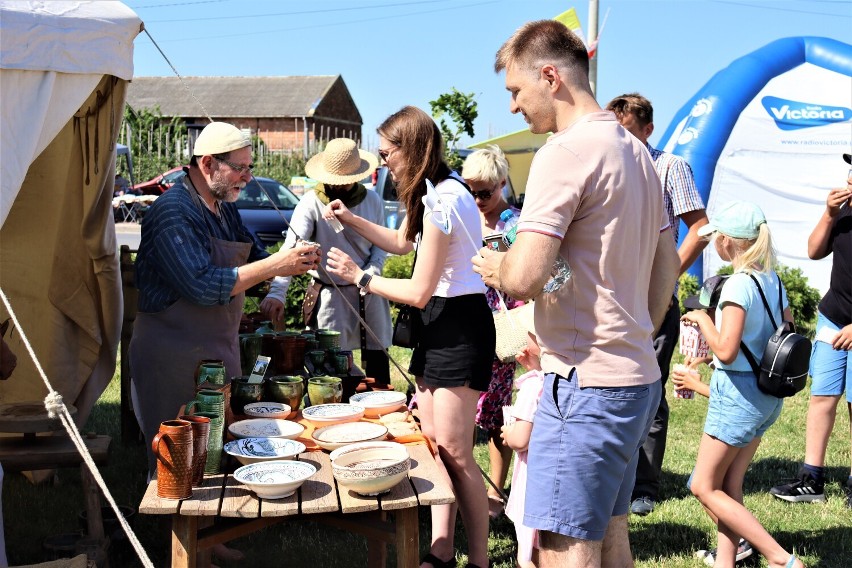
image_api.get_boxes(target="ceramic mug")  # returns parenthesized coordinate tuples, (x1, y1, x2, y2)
(185, 389, 225, 417)
(195, 359, 226, 386)
(238, 334, 262, 376)
(193, 411, 224, 473)
(307, 376, 342, 405)
(152, 419, 194, 499)
(265, 375, 305, 411)
(308, 350, 326, 367)
(178, 414, 211, 486)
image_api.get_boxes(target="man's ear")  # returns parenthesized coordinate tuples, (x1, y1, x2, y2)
(541, 64, 560, 89)
(198, 155, 215, 175)
(644, 122, 655, 140)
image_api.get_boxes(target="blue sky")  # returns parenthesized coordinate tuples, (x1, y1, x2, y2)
(127, 0, 851, 150)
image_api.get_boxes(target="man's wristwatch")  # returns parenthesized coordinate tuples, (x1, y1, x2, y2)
(357, 271, 373, 295)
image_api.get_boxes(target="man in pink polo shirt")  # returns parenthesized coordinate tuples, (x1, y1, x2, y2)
(473, 20, 680, 568)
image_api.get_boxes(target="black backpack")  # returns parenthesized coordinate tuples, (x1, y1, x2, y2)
(740, 274, 811, 398)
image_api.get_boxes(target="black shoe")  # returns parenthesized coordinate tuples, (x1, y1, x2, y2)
(770, 468, 825, 503)
(630, 496, 655, 515)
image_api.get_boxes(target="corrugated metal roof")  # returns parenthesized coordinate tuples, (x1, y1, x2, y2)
(126, 75, 341, 118)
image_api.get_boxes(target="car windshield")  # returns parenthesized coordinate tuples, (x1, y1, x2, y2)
(236, 179, 300, 209)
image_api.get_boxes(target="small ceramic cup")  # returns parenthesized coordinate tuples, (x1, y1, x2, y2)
(195, 359, 226, 386)
(307, 376, 343, 405)
(265, 375, 305, 411)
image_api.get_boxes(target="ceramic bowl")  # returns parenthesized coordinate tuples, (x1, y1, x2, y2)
(242, 402, 292, 420)
(331, 442, 410, 496)
(301, 403, 365, 428)
(328, 441, 405, 461)
(311, 421, 388, 451)
(233, 460, 317, 499)
(224, 437, 306, 465)
(227, 418, 305, 440)
(265, 375, 305, 410)
(348, 391, 407, 418)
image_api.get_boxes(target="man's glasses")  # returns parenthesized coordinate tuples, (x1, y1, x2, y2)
(469, 187, 495, 200)
(214, 156, 254, 175)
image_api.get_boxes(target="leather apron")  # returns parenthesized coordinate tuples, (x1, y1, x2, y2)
(130, 183, 251, 474)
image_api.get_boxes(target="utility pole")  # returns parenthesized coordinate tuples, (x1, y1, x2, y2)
(588, 0, 599, 96)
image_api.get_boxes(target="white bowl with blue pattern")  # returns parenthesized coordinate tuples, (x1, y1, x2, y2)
(233, 460, 317, 499)
(301, 403, 365, 428)
(224, 437, 306, 465)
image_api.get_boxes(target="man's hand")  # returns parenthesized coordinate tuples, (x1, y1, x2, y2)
(260, 297, 285, 324)
(471, 247, 505, 290)
(270, 242, 321, 277)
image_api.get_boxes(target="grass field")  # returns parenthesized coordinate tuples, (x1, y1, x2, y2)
(3, 347, 850, 567)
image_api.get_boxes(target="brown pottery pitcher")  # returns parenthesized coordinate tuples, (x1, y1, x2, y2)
(152, 419, 194, 499)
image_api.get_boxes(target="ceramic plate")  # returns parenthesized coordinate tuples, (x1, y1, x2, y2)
(228, 418, 305, 440)
(224, 437, 305, 465)
(234, 460, 317, 499)
(301, 403, 365, 425)
(242, 402, 292, 419)
(349, 391, 406, 407)
(312, 421, 388, 451)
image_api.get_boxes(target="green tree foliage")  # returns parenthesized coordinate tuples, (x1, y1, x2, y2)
(429, 89, 477, 170)
(122, 105, 187, 183)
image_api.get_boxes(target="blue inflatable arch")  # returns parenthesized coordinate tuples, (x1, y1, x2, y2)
(658, 36, 852, 279)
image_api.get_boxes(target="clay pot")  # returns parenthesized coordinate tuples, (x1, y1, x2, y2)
(230, 376, 265, 415)
(178, 414, 211, 486)
(152, 419, 193, 499)
(265, 375, 305, 410)
(307, 376, 343, 405)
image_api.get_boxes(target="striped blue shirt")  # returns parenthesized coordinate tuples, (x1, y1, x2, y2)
(647, 144, 705, 244)
(135, 175, 269, 313)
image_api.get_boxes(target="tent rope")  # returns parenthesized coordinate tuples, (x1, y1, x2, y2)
(0, 288, 155, 568)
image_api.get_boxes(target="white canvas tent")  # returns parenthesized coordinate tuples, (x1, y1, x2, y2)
(0, 1, 143, 426)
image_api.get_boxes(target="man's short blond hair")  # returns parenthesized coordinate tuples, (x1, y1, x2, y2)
(495, 19, 589, 80)
(461, 145, 509, 185)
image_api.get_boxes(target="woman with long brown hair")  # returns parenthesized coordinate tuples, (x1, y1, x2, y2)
(325, 106, 494, 568)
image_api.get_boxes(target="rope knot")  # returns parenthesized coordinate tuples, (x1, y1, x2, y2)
(44, 391, 64, 418)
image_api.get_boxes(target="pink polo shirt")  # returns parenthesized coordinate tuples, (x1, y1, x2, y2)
(517, 112, 668, 387)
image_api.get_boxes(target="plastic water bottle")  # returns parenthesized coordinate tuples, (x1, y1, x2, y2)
(499, 209, 571, 293)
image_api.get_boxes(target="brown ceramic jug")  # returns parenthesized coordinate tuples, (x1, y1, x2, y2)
(152, 419, 194, 499)
(178, 414, 211, 486)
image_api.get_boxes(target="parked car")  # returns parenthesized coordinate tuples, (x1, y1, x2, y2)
(132, 166, 186, 195)
(236, 177, 300, 247)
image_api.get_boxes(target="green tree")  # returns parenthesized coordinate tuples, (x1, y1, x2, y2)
(429, 88, 477, 170)
(121, 105, 187, 184)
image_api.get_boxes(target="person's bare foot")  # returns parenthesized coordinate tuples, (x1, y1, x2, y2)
(212, 543, 245, 562)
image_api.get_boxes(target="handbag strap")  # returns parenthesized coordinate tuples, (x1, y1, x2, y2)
(739, 272, 782, 378)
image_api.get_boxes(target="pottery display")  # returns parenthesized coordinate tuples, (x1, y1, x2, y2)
(331, 442, 410, 496)
(348, 391, 407, 418)
(228, 418, 305, 440)
(224, 437, 306, 466)
(265, 375, 305, 410)
(311, 421, 388, 451)
(229, 376, 265, 414)
(242, 402, 291, 420)
(234, 460, 317, 499)
(307, 376, 342, 405)
(301, 403, 365, 428)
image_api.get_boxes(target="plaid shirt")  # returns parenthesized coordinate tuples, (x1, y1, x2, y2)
(647, 144, 705, 244)
(135, 176, 268, 313)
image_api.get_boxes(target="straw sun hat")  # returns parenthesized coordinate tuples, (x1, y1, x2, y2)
(305, 138, 378, 186)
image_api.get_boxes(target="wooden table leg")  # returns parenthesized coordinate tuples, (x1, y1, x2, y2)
(366, 511, 388, 568)
(196, 517, 213, 568)
(395, 507, 419, 568)
(80, 464, 105, 542)
(172, 514, 197, 568)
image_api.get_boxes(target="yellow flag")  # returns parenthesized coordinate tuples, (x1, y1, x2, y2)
(554, 8, 582, 34)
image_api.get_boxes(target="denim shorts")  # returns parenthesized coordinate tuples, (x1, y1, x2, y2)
(704, 368, 783, 447)
(810, 312, 851, 398)
(523, 370, 659, 541)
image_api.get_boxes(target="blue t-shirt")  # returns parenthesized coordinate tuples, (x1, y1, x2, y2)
(714, 270, 789, 372)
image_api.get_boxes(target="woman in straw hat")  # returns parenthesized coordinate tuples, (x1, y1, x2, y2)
(324, 106, 494, 568)
(262, 138, 393, 384)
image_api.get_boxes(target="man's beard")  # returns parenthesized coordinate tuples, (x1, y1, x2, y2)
(209, 171, 244, 203)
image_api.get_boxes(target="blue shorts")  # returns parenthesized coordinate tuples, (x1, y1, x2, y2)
(704, 368, 783, 447)
(523, 370, 659, 541)
(810, 312, 851, 398)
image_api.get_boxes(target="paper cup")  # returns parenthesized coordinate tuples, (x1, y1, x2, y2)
(672, 363, 698, 399)
(502, 405, 516, 427)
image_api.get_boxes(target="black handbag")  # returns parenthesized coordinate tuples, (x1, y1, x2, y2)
(740, 274, 811, 398)
(391, 246, 420, 348)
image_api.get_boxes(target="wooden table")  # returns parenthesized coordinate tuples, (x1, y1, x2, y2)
(138, 442, 454, 567)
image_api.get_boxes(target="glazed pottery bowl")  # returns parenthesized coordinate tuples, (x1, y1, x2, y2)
(265, 375, 305, 410)
(242, 402, 291, 420)
(348, 391, 407, 418)
(311, 421, 388, 451)
(230, 377, 265, 414)
(307, 376, 342, 405)
(233, 460, 317, 499)
(224, 437, 306, 466)
(301, 403, 365, 428)
(228, 418, 305, 440)
(331, 442, 410, 496)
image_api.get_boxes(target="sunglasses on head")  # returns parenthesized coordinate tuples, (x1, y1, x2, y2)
(469, 187, 495, 200)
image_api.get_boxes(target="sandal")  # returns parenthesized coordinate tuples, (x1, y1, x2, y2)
(420, 552, 457, 568)
(487, 495, 505, 519)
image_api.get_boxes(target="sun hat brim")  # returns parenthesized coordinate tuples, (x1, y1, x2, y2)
(304, 149, 378, 186)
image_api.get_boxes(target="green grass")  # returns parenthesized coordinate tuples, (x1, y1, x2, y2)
(3, 350, 850, 567)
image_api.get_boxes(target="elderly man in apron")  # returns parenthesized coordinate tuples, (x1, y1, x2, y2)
(130, 122, 320, 478)
(261, 138, 393, 385)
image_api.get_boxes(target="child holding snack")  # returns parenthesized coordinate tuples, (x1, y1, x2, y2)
(681, 201, 803, 568)
(501, 314, 544, 568)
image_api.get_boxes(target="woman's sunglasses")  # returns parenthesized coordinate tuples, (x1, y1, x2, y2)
(469, 188, 495, 200)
